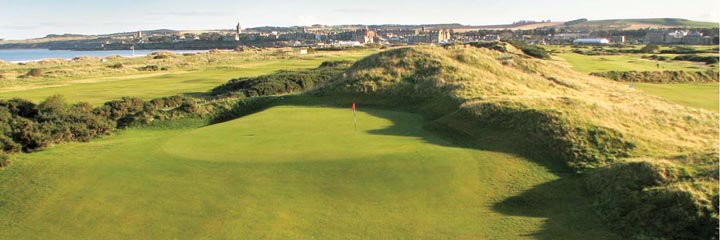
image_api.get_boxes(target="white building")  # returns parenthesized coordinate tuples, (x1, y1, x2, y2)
(573, 38, 610, 45)
(334, 41, 362, 46)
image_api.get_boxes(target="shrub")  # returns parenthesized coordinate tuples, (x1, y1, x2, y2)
(212, 61, 351, 97)
(26, 68, 43, 77)
(107, 63, 124, 69)
(137, 65, 160, 71)
(660, 46, 710, 54)
(673, 54, 719, 65)
(590, 70, 719, 83)
(506, 40, 551, 59)
(640, 45, 660, 53)
(467, 41, 510, 53)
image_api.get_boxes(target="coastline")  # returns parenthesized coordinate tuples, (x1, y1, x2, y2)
(0, 49, 208, 64)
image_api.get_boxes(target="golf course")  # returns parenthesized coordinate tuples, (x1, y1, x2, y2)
(0, 43, 716, 239)
(0, 105, 616, 239)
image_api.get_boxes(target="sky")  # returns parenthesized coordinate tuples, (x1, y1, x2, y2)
(0, 0, 718, 39)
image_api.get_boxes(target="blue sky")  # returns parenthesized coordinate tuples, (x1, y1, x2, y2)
(0, 0, 718, 39)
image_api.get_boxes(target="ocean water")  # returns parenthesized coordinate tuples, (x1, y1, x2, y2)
(0, 49, 205, 62)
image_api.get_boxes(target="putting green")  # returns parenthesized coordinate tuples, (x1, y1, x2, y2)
(0, 106, 615, 239)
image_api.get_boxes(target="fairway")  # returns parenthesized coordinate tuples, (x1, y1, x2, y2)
(554, 53, 711, 73)
(0, 51, 373, 105)
(634, 82, 719, 111)
(0, 106, 615, 239)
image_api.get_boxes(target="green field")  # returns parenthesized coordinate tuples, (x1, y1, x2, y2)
(0, 51, 373, 105)
(0, 106, 615, 239)
(553, 53, 710, 74)
(551, 49, 718, 112)
(634, 82, 719, 111)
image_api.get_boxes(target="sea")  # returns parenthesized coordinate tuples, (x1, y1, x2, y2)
(0, 49, 206, 63)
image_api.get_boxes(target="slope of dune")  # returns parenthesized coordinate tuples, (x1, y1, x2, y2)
(316, 44, 718, 239)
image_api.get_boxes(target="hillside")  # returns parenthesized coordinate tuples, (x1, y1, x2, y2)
(315, 44, 719, 239)
(565, 18, 718, 30)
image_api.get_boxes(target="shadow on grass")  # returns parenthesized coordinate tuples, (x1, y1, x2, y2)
(362, 109, 616, 239)
(209, 95, 617, 239)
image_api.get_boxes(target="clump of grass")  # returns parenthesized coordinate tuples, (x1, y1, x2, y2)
(107, 63, 124, 69)
(0, 153, 9, 167)
(148, 51, 177, 59)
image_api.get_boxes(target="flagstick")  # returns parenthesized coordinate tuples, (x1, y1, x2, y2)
(353, 108, 357, 131)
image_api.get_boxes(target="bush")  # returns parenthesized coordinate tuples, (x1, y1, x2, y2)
(467, 41, 510, 53)
(107, 63, 124, 69)
(673, 54, 719, 65)
(212, 61, 351, 97)
(659, 46, 711, 54)
(506, 40, 551, 59)
(590, 70, 719, 83)
(26, 68, 43, 77)
(642, 55, 669, 61)
(137, 65, 160, 71)
(640, 45, 660, 53)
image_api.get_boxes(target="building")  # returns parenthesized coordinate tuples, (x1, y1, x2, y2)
(645, 29, 665, 44)
(352, 28, 376, 44)
(644, 29, 709, 44)
(611, 36, 626, 44)
(481, 35, 501, 41)
(334, 41, 362, 46)
(665, 30, 688, 44)
(573, 38, 610, 45)
(407, 34, 431, 44)
(682, 31, 704, 45)
(430, 29, 452, 43)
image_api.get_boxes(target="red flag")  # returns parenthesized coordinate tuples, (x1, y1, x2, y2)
(352, 103, 356, 111)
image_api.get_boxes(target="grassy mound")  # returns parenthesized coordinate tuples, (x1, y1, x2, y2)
(316, 46, 719, 239)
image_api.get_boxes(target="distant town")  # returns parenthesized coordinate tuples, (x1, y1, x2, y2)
(0, 18, 718, 50)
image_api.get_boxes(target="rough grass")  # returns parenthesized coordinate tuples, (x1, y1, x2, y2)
(0, 106, 616, 239)
(322, 46, 717, 159)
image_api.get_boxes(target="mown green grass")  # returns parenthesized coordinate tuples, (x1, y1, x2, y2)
(0, 106, 615, 239)
(0, 52, 372, 105)
(554, 53, 710, 73)
(552, 49, 718, 112)
(633, 82, 719, 111)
